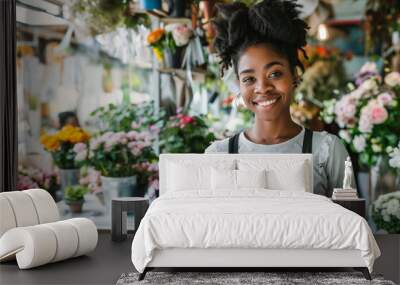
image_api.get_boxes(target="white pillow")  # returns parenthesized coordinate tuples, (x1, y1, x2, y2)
(211, 168, 267, 190)
(166, 160, 235, 192)
(236, 169, 267, 189)
(211, 168, 236, 190)
(167, 162, 210, 191)
(237, 159, 309, 192)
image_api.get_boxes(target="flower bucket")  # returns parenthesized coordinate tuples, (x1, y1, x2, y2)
(101, 176, 137, 215)
(140, 0, 161, 10)
(59, 168, 80, 197)
(370, 156, 400, 202)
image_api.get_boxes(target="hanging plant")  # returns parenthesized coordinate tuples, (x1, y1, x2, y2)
(72, 0, 151, 35)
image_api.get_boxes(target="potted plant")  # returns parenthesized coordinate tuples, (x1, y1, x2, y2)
(159, 110, 216, 153)
(64, 185, 89, 214)
(86, 129, 158, 214)
(40, 125, 91, 196)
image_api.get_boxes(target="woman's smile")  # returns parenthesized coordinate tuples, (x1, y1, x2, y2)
(252, 96, 281, 109)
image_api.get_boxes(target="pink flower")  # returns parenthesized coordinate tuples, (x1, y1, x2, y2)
(127, 131, 138, 140)
(149, 125, 160, 134)
(371, 105, 388, 124)
(131, 122, 140, 129)
(73, 142, 87, 153)
(377, 92, 393, 106)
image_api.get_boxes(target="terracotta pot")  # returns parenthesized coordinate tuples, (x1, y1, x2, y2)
(66, 200, 84, 213)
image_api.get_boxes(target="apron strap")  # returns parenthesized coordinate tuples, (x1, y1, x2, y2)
(302, 128, 313, 154)
(228, 132, 240, 154)
(228, 128, 313, 154)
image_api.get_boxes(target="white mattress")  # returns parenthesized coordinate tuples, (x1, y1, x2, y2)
(131, 190, 380, 273)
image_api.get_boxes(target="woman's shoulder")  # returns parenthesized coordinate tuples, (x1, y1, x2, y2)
(204, 137, 230, 153)
(312, 130, 349, 164)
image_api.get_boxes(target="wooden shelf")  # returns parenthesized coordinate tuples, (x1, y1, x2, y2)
(158, 67, 207, 80)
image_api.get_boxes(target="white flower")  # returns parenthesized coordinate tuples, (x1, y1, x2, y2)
(339, 130, 351, 143)
(384, 72, 400, 87)
(386, 199, 400, 217)
(359, 78, 379, 95)
(171, 24, 193, 47)
(353, 135, 366, 152)
(75, 150, 87, 162)
(389, 144, 400, 169)
(386, 146, 394, 154)
(372, 144, 382, 153)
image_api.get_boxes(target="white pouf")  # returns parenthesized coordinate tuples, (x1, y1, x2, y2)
(0, 189, 98, 269)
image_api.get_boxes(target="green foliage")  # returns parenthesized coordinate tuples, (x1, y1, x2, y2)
(73, 0, 150, 35)
(52, 142, 78, 169)
(159, 113, 216, 153)
(64, 185, 89, 201)
(90, 101, 165, 133)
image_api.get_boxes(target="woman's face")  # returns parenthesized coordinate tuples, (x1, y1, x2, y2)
(237, 43, 295, 122)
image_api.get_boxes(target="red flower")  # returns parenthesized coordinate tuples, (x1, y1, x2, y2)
(180, 115, 194, 125)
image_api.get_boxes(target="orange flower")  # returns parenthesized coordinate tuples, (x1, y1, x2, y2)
(147, 28, 165, 45)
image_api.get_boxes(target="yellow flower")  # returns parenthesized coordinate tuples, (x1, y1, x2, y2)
(40, 134, 60, 151)
(153, 47, 163, 62)
(57, 125, 75, 141)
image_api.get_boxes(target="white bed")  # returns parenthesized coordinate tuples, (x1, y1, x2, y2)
(131, 154, 380, 280)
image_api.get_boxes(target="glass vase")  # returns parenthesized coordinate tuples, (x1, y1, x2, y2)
(370, 156, 400, 203)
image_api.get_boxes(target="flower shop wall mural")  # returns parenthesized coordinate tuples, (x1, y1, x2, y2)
(16, 0, 399, 232)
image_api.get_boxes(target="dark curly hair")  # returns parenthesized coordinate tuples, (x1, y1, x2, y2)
(212, 0, 309, 77)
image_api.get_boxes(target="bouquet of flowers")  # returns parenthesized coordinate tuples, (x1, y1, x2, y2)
(159, 111, 216, 153)
(40, 125, 91, 169)
(321, 63, 400, 167)
(17, 166, 59, 193)
(372, 191, 400, 233)
(147, 24, 193, 62)
(85, 129, 158, 177)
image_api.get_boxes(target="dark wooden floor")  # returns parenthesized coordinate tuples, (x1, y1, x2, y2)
(0, 231, 135, 285)
(1, 232, 398, 285)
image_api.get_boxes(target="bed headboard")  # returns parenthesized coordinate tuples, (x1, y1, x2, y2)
(159, 153, 313, 196)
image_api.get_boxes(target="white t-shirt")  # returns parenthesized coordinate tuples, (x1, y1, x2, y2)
(205, 128, 355, 197)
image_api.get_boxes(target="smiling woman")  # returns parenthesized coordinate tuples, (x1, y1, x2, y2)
(205, 0, 355, 197)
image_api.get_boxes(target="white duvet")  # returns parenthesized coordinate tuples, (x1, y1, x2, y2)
(131, 190, 380, 273)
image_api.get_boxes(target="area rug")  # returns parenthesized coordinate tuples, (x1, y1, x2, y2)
(116, 271, 396, 285)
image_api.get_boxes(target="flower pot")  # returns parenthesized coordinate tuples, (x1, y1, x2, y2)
(66, 199, 84, 214)
(168, 0, 186, 17)
(163, 47, 184, 69)
(140, 0, 161, 10)
(59, 168, 80, 197)
(101, 176, 137, 215)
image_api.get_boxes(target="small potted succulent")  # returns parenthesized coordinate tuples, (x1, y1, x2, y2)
(64, 185, 89, 214)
